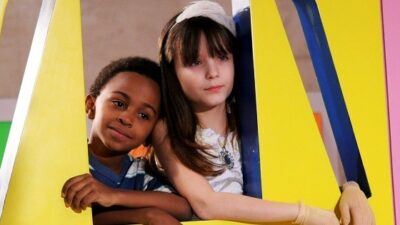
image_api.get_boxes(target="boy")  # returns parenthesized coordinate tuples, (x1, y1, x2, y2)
(61, 57, 191, 225)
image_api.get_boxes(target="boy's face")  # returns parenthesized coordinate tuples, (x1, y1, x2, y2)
(86, 72, 160, 156)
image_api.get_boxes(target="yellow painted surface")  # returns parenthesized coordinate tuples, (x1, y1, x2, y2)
(250, 0, 339, 218)
(183, 1, 339, 224)
(0, 0, 92, 224)
(182, 221, 257, 225)
(317, 1, 394, 224)
(0, 0, 8, 35)
(0, 0, 392, 224)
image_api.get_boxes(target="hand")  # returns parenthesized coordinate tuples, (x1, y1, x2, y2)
(335, 181, 375, 225)
(293, 202, 340, 225)
(61, 173, 115, 213)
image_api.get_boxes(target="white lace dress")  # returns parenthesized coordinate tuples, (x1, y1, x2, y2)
(196, 127, 243, 194)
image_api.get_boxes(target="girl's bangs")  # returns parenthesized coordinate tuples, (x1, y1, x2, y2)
(172, 18, 234, 66)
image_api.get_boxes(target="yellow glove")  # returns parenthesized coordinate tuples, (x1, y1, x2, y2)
(335, 181, 375, 225)
(293, 202, 340, 225)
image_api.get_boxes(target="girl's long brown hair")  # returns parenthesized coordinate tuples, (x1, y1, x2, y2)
(159, 14, 237, 176)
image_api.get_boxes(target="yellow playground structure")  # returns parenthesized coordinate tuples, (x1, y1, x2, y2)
(0, 0, 397, 224)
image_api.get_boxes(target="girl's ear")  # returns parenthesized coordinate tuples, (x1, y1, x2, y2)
(85, 95, 96, 119)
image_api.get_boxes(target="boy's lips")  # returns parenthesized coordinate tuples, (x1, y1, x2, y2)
(109, 126, 132, 139)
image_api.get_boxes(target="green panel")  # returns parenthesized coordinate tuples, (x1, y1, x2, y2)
(0, 121, 11, 166)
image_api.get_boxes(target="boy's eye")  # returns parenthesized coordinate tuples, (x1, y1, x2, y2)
(138, 112, 150, 120)
(112, 100, 126, 109)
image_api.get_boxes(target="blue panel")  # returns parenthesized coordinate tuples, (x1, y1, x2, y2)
(233, 8, 262, 198)
(292, 0, 371, 197)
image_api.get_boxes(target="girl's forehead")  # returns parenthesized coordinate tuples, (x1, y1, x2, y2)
(173, 32, 231, 63)
(165, 18, 234, 64)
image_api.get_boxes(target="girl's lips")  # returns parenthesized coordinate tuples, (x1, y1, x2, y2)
(205, 85, 224, 92)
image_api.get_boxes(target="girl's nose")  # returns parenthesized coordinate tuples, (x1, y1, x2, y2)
(206, 58, 218, 79)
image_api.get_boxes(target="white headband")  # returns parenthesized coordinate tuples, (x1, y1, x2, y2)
(175, 0, 236, 36)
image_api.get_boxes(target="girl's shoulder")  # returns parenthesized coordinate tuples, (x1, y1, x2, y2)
(196, 127, 238, 149)
(196, 127, 220, 144)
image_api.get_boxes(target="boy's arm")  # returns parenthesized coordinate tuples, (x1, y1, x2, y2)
(62, 174, 192, 220)
(109, 188, 192, 220)
(93, 207, 182, 225)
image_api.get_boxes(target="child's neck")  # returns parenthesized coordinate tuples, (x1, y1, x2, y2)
(88, 141, 125, 174)
(195, 103, 228, 136)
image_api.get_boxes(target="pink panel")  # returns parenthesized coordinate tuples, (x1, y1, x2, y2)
(382, 0, 400, 224)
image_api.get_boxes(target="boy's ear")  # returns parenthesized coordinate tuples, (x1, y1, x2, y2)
(85, 95, 96, 119)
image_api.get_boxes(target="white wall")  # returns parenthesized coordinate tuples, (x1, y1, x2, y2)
(0, 99, 16, 122)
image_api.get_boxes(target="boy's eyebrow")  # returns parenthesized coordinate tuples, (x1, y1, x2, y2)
(112, 91, 158, 115)
(113, 91, 130, 99)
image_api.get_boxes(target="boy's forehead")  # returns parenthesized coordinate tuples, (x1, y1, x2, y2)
(105, 71, 148, 87)
(99, 72, 156, 96)
(101, 72, 160, 102)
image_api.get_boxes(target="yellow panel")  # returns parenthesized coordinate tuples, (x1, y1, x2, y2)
(0, 0, 7, 35)
(250, 0, 339, 216)
(182, 221, 254, 225)
(0, 0, 92, 224)
(317, 1, 394, 224)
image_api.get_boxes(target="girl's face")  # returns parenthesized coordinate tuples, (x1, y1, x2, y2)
(87, 72, 160, 157)
(174, 33, 234, 112)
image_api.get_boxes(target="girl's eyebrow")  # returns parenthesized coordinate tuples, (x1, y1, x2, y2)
(112, 91, 158, 115)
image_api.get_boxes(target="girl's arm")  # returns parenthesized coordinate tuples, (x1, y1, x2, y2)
(152, 121, 339, 224)
(93, 207, 182, 225)
(335, 181, 375, 225)
(62, 174, 192, 220)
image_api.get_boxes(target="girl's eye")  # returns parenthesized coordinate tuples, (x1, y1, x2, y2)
(138, 112, 150, 120)
(190, 59, 201, 67)
(218, 54, 229, 61)
(112, 100, 126, 109)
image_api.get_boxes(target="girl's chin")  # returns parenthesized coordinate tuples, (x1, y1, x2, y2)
(204, 101, 227, 109)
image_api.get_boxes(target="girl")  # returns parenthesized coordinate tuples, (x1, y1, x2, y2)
(61, 57, 191, 225)
(153, 1, 375, 225)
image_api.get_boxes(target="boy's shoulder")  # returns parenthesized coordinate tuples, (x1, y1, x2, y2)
(126, 156, 147, 176)
(128, 156, 175, 193)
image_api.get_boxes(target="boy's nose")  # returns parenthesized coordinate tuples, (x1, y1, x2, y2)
(118, 112, 133, 127)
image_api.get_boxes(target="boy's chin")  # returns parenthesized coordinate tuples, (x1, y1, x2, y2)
(104, 144, 135, 156)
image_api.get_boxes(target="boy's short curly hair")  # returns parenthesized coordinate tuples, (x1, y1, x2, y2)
(90, 57, 161, 97)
